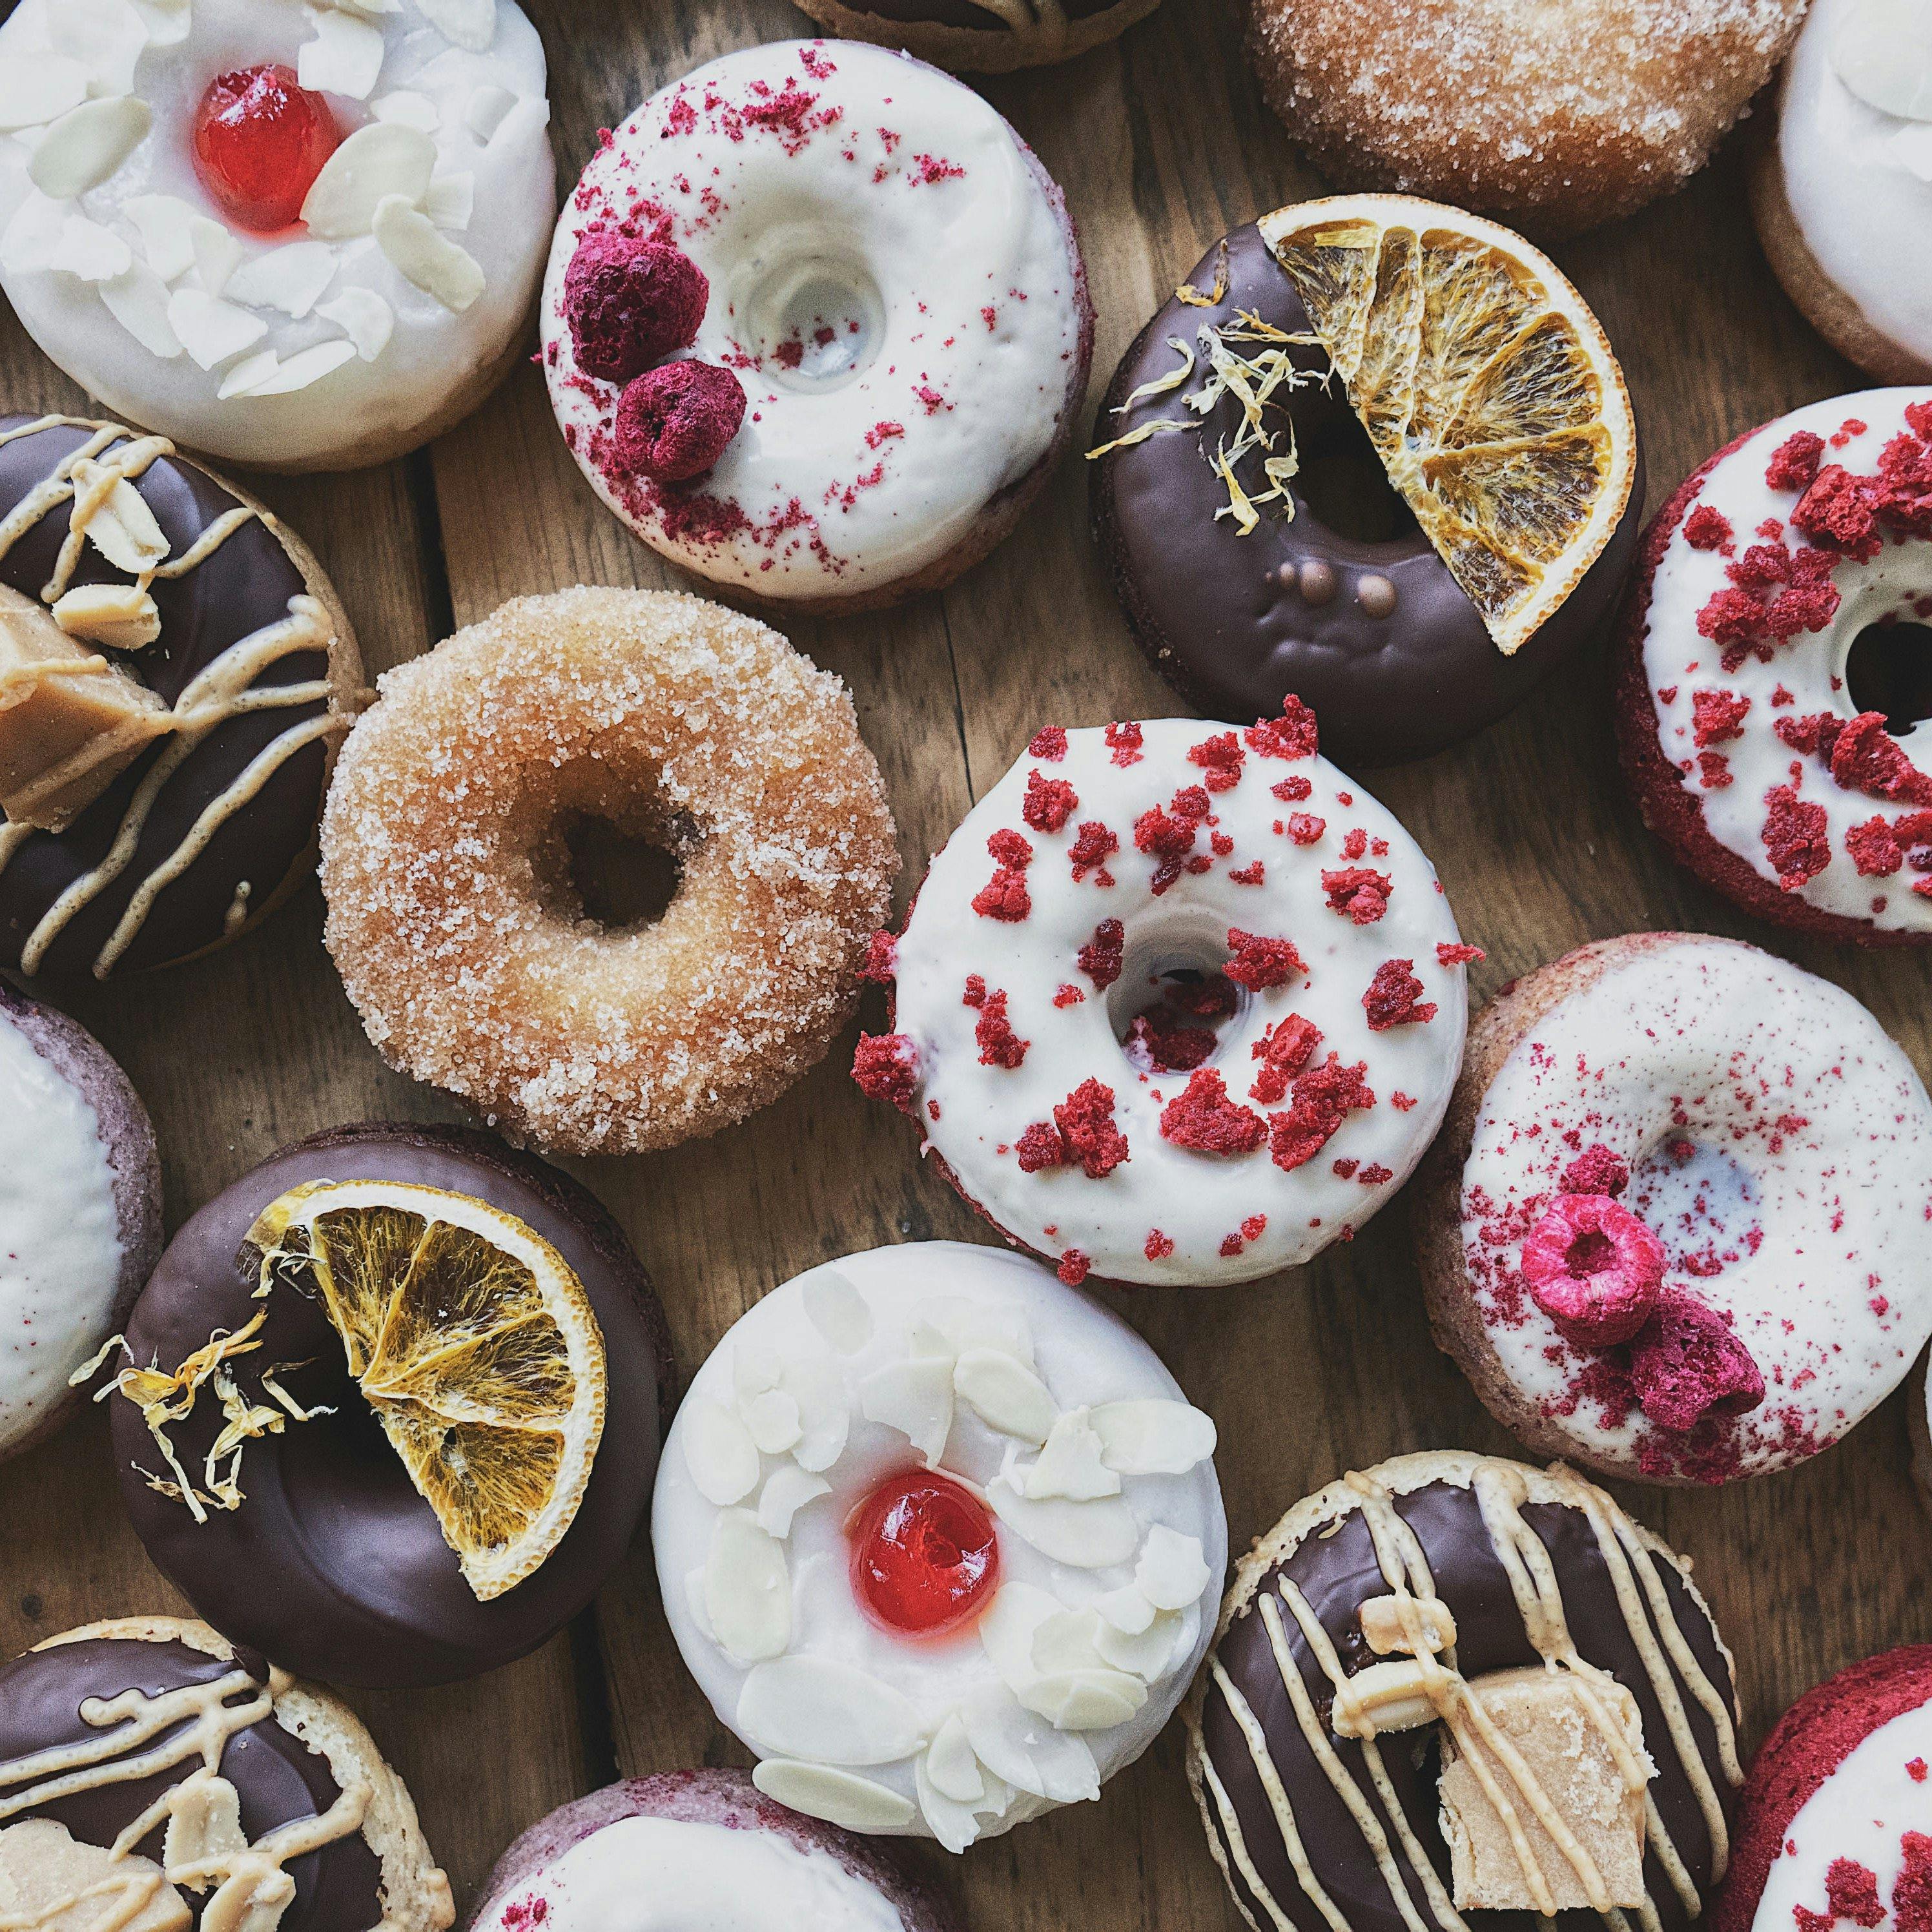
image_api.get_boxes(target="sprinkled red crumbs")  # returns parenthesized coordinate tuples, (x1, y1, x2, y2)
(1793, 466, 1883, 561)
(1363, 958, 1435, 1030)
(961, 974, 985, 1007)
(974, 990, 1027, 1069)
(1692, 690, 1751, 746)
(1337, 827, 1364, 861)
(1322, 867, 1392, 923)
(1218, 1232, 1246, 1257)
(1829, 712, 1932, 804)
(1124, 1007, 1217, 1073)
(1436, 941, 1484, 967)
(1068, 820, 1120, 881)
(1392, 1091, 1417, 1111)
(1015, 1120, 1067, 1172)
(1683, 504, 1734, 550)
(862, 930, 897, 983)
(1054, 1078, 1130, 1178)
(1268, 1054, 1373, 1172)
(1765, 431, 1825, 493)
(1271, 774, 1313, 802)
(1189, 732, 1245, 790)
(1894, 1834, 1932, 1932)
(1763, 785, 1832, 889)
(1135, 786, 1211, 893)
(987, 828, 1031, 868)
(1053, 983, 1084, 1007)
(502, 1898, 549, 1932)
(1358, 1164, 1392, 1185)
(1028, 725, 1067, 761)
(1077, 917, 1124, 988)
(972, 867, 1031, 920)
(1160, 1069, 1268, 1154)
(864, 420, 904, 449)
(1246, 697, 1319, 759)
(1023, 770, 1079, 832)
(1249, 1014, 1322, 1104)
(1332, 1157, 1359, 1178)
(1105, 721, 1144, 765)
(1224, 928, 1307, 990)
(1229, 860, 1266, 885)
(1823, 1860, 1887, 1929)
(1849, 816, 1906, 876)
(1209, 830, 1235, 858)
(1145, 1230, 1176, 1261)
(1561, 1142, 1630, 1196)
(852, 1033, 918, 1109)
(1910, 1758, 1928, 1782)
(1285, 813, 1326, 845)
(1698, 752, 1734, 789)
(1058, 1249, 1091, 1286)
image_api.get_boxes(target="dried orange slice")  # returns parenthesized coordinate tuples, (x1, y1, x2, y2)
(1258, 194, 1637, 656)
(243, 1179, 607, 1601)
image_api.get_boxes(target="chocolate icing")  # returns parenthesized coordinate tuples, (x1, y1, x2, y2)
(112, 1125, 673, 1689)
(0, 416, 345, 976)
(833, 0, 1120, 25)
(0, 1634, 382, 1932)
(1194, 1460, 1738, 1932)
(1090, 226, 1644, 766)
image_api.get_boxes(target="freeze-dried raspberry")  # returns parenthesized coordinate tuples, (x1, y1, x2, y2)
(852, 1033, 918, 1109)
(1847, 816, 1904, 877)
(1023, 770, 1079, 832)
(1104, 721, 1144, 765)
(1683, 505, 1733, 550)
(1014, 1121, 1067, 1172)
(974, 991, 1027, 1069)
(1224, 928, 1307, 989)
(1285, 813, 1326, 845)
(1341, 827, 1368, 860)
(1189, 731, 1245, 790)
(1054, 1078, 1129, 1178)
(1249, 1014, 1322, 1104)
(1268, 1053, 1373, 1171)
(1436, 942, 1485, 966)
(1521, 1195, 1664, 1346)
(1245, 696, 1319, 759)
(1228, 860, 1266, 885)
(972, 868, 1031, 921)
(1692, 690, 1750, 747)
(1629, 1290, 1766, 1433)
(1028, 725, 1067, 761)
(1144, 1229, 1175, 1261)
(1830, 711, 1932, 804)
(1561, 1143, 1629, 1197)
(987, 828, 1033, 869)
(1271, 774, 1313, 802)
(1764, 430, 1824, 492)
(1793, 465, 1882, 560)
(1363, 958, 1435, 1030)
(1322, 867, 1392, 923)
(1076, 917, 1124, 989)
(1160, 1069, 1269, 1154)
(1763, 785, 1832, 889)
(1068, 820, 1119, 881)
(1058, 1250, 1091, 1286)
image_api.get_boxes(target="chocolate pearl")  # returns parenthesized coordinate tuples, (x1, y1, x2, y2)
(1276, 561, 1299, 593)
(1297, 559, 1338, 606)
(1357, 573, 1398, 619)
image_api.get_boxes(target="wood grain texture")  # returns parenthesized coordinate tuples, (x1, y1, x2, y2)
(3, 0, 1930, 1926)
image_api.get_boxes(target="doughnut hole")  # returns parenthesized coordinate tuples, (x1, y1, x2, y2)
(1627, 1135, 1763, 1280)
(1105, 920, 1249, 1074)
(726, 229, 885, 393)
(541, 807, 687, 934)
(1288, 379, 1419, 546)
(1845, 615, 1932, 738)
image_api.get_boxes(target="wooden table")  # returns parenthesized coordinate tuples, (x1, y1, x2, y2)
(4, 1, 1927, 1926)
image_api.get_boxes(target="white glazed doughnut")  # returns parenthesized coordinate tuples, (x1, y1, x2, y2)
(1754, 0, 1932, 382)
(0, 0, 555, 472)
(855, 707, 1472, 1286)
(652, 1242, 1227, 1849)
(1617, 391, 1932, 945)
(540, 39, 1093, 612)
(1417, 933, 1932, 1485)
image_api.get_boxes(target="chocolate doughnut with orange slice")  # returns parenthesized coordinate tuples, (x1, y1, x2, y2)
(87, 1124, 672, 1689)
(1090, 198, 1643, 765)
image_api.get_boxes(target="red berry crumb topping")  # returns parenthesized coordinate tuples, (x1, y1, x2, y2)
(1765, 431, 1825, 493)
(972, 989, 1027, 1069)
(615, 360, 746, 482)
(1023, 770, 1078, 832)
(1224, 928, 1306, 991)
(1160, 1069, 1268, 1154)
(848, 1470, 999, 1639)
(1054, 1078, 1129, 1178)
(1683, 505, 1733, 551)
(1362, 958, 1435, 1030)
(1245, 696, 1319, 759)
(1268, 1054, 1373, 1172)
(1322, 867, 1392, 923)
(1249, 1014, 1322, 1105)
(192, 66, 341, 235)
(1561, 1142, 1629, 1196)
(1028, 726, 1067, 761)
(1104, 721, 1144, 766)
(1628, 1290, 1766, 1434)
(1188, 732, 1245, 790)
(1436, 942, 1484, 967)
(1521, 1195, 1663, 1347)
(564, 234, 710, 383)
(851, 1033, 918, 1109)
(1076, 918, 1125, 989)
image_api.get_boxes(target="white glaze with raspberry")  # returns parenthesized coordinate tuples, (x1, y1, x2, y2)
(652, 1242, 1226, 1850)
(540, 39, 1088, 602)
(1638, 390, 1932, 932)
(878, 717, 1470, 1286)
(1459, 936, 1932, 1480)
(0, 0, 554, 470)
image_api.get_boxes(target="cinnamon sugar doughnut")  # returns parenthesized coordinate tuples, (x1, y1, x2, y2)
(320, 588, 898, 1155)
(1245, 0, 1807, 237)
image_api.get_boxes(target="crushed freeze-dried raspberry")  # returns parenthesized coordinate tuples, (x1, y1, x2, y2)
(1683, 505, 1733, 550)
(1077, 917, 1124, 988)
(1246, 697, 1319, 759)
(974, 990, 1027, 1069)
(1144, 1230, 1175, 1261)
(1228, 860, 1266, 885)
(1436, 942, 1484, 967)
(972, 868, 1031, 921)
(1160, 1069, 1269, 1153)
(1322, 867, 1392, 923)
(1028, 724, 1067, 761)
(1053, 983, 1084, 1007)
(1189, 731, 1245, 790)
(1058, 1249, 1091, 1286)
(1793, 465, 1883, 561)
(862, 930, 897, 983)
(852, 1033, 918, 1109)
(1830, 711, 1932, 804)
(1249, 1014, 1322, 1105)
(1054, 1078, 1129, 1178)
(1848, 816, 1904, 876)
(1364, 958, 1435, 1030)
(1332, 1157, 1359, 1178)
(1067, 820, 1119, 882)
(1225, 928, 1307, 989)
(1692, 690, 1751, 746)
(1765, 431, 1825, 492)
(1521, 1195, 1664, 1346)
(1561, 1143, 1629, 1196)
(1358, 1163, 1392, 1185)
(1629, 1290, 1766, 1433)
(1271, 774, 1313, 802)
(1268, 1053, 1373, 1172)
(1286, 813, 1326, 845)
(1023, 770, 1078, 832)
(987, 828, 1032, 868)
(1105, 721, 1144, 765)
(1341, 827, 1368, 860)
(1763, 785, 1832, 889)
(1014, 1121, 1067, 1172)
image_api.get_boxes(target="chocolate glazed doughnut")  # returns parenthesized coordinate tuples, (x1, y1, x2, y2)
(0, 415, 361, 976)
(1091, 227, 1643, 765)
(1187, 1452, 1741, 1932)
(790, 0, 1162, 72)
(108, 1125, 673, 1690)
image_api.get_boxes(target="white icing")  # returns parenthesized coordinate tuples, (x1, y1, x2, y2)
(0, 0, 554, 469)
(890, 719, 1470, 1285)
(1459, 936, 1932, 1477)
(0, 1012, 126, 1457)
(1780, 0, 1932, 365)
(470, 1815, 907, 1932)
(653, 1242, 1226, 1850)
(540, 39, 1086, 602)
(1640, 391, 1932, 934)
(1751, 1694, 1932, 1932)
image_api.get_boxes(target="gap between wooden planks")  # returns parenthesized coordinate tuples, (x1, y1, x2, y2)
(0, 0, 1927, 1926)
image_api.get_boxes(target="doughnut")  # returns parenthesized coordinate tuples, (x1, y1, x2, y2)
(854, 706, 1473, 1286)
(1413, 933, 1932, 1486)
(320, 588, 898, 1156)
(89, 1123, 673, 1689)
(1089, 211, 1641, 764)
(0, 415, 362, 977)
(540, 40, 1093, 615)
(1187, 1450, 1742, 1932)
(1714, 1647, 1932, 1932)
(0, 1614, 453, 1932)
(1752, 0, 1932, 385)
(652, 1242, 1226, 1847)
(468, 1772, 958, 1932)
(0, 981, 159, 1462)
(1243, 0, 1807, 238)
(1616, 391, 1932, 946)
(0, 0, 555, 473)
(785, 0, 1162, 74)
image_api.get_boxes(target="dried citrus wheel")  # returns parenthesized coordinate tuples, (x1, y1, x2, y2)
(1257, 194, 1638, 656)
(242, 1178, 607, 1601)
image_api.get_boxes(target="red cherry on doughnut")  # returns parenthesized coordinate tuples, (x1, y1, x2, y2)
(848, 1470, 1000, 1639)
(192, 65, 342, 236)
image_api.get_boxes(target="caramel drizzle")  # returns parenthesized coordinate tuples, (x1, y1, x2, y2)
(0, 1659, 383, 1932)
(1202, 1459, 1742, 1932)
(0, 418, 344, 977)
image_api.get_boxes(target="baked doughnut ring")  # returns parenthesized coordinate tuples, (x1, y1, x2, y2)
(320, 589, 898, 1156)
(1245, 0, 1807, 237)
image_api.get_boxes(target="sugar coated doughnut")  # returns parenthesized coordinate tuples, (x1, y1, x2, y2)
(0, 0, 555, 472)
(854, 706, 1472, 1286)
(1616, 392, 1932, 945)
(1714, 1647, 1932, 1932)
(0, 981, 159, 1463)
(468, 1773, 959, 1932)
(1415, 933, 1932, 1486)
(0, 1614, 453, 1932)
(1188, 1451, 1741, 1932)
(653, 1242, 1226, 1848)
(1244, 0, 1806, 237)
(0, 415, 362, 977)
(541, 40, 1093, 613)
(1754, 0, 1932, 384)
(321, 588, 898, 1156)
(787, 0, 1162, 73)
(99, 1124, 672, 1689)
